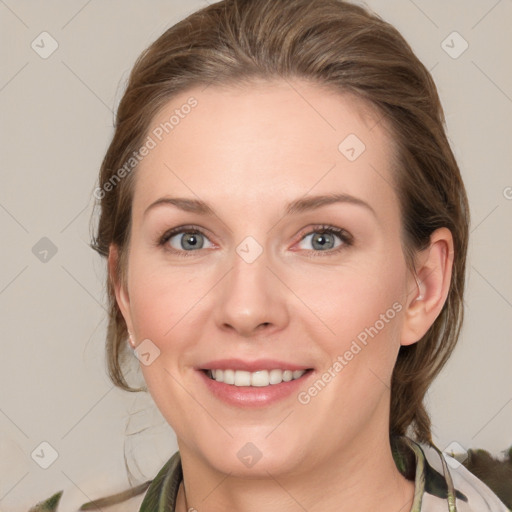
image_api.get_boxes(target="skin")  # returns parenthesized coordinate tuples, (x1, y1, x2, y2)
(110, 79, 454, 512)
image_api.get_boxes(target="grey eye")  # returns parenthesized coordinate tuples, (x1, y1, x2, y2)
(168, 231, 213, 251)
(298, 231, 343, 251)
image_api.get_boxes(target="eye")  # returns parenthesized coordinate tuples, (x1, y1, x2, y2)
(157, 224, 353, 258)
(158, 225, 214, 256)
(295, 225, 353, 256)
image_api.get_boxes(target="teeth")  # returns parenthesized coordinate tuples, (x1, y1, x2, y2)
(206, 369, 307, 386)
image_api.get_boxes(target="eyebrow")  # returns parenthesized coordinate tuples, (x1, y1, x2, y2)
(143, 193, 377, 219)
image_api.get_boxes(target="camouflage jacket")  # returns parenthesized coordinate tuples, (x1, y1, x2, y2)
(29, 436, 510, 511)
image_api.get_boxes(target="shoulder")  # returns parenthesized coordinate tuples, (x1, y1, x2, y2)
(28, 482, 150, 511)
(29, 451, 182, 511)
(415, 439, 511, 512)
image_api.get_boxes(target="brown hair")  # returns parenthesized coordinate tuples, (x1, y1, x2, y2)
(91, 0, 469, 445)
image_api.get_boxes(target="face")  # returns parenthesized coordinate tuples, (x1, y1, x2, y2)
(113, 79, 420, 477)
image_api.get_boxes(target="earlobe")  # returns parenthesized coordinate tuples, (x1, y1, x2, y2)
(400, 227, 454, 346)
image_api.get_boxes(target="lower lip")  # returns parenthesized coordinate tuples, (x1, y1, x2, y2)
(197, 369, 314, 407)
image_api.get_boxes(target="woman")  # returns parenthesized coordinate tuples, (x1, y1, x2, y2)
(29, 0, 510, 510)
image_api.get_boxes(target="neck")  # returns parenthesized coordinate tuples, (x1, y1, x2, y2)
(175, 429, 415, 512)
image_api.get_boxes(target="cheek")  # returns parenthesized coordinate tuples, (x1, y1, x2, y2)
(306, 279, 404, 426)
(126, 261, 205, 426)
(126, 257, 201, 343)
(308, 260, 405, 376)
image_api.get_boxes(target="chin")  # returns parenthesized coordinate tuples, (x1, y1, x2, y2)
(197, 437, 306, 477)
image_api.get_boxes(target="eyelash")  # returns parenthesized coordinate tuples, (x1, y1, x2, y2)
(157, 224, 354, 258)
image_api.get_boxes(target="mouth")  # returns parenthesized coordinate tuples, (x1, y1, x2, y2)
(195, 358, 316, 407)
(201, 368, 314, 387)
(197, 367, 315, 407)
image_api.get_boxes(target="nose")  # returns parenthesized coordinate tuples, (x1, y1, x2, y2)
(213, 244, 290, 338)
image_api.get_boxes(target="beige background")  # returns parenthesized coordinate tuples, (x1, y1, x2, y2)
(1, 0, 511, 510)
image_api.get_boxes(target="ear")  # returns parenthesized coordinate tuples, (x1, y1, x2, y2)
(108, 244, 134, 334)
(400, 227, 454, 346)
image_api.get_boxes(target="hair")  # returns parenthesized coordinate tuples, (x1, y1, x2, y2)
(90, 0, 470, 445)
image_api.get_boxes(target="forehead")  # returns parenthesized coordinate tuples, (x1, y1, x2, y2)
(132, 79, 399, 222)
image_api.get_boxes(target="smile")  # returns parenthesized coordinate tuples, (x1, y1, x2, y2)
(204, 368, 309, 387)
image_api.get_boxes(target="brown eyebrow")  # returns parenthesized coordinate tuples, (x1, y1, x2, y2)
(143, 193, 377, 219)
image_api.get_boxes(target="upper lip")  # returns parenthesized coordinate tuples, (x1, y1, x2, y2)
(197, 358, 313, 372)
